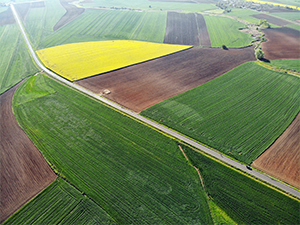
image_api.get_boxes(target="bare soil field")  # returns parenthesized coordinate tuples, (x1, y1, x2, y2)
(251, 14, 291, 26)
(164, 12, 211, 46)
(261, 27, 300, 60)
(164, 12, 199, 45)
(196, 13, 211, 46)
(53, 0, 85, 31)
(0, 84, 56, 223)
(252, 113, 300, 189)
(76, 46, 255, 112)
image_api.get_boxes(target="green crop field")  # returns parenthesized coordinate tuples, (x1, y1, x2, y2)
(23, 0, 65, 49)
(4, 179, 116, 224)
(204, 15, 254, 48)
(79, 0, 217, 12)
(12, 74, 212, 224)
(270, 12, 300, 21)
(141, 62, 300, 164)
(183, 145, 300, 225)
(227, 9, 261, 23)
(285, 23, 300, 31)
(268, 59, 300, 71)
(0, 24, 38, 94)
(41, 9, 167, 49)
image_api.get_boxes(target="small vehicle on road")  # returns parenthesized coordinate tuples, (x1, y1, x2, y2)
(246, 165, 252, 170)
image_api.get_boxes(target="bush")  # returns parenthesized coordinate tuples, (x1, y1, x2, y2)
(255, 48, 265, 60)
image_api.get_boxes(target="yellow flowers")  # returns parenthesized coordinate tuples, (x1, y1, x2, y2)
(36, 40, 192, 81)
(244, 0, 300, 10)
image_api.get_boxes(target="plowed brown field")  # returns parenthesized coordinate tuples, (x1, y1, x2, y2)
(261, 27, 300, 60)
(252, 113, 300, 189)
(164, 12, 211, 46)
(76, 46, 255, 112)
(251, 14, 291, 26)
(0, 84, 56, 223)
(53, 0, 85, 31)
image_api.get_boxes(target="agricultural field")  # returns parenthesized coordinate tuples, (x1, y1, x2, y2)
(36, 40, 191, 81)
(12, 74, 213, 224)
(226, 9, 261, 23)
(22, 0, 66, 49)
(285, 23, 300, 31)
(244, 0, 300, 9)
(4, 178, 116, 224)
(27, 8, 168, 49)
(0, 82, 56, 223)
(78, 0, 218, 12)
(164, 12, 211, 46)
(261, 27, 300, 60)
(183, 145, 300, 225)
(266, 59, 300, 72)
(141, 62, 300, 164)
(76, 46, 255, 112)
(204, 15, 254, 48)
(253, 113, 300, 189)
(53, 0, 85, 31)
(270, 12, 300, 21)
(251, 14, 292, 26)
(0, 24, 38, 95)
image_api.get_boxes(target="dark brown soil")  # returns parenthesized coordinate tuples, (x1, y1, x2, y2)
(196, 13, 211, 47)
(76, 46, 255, 112)
(164, 12, 211, 46)
(251, 14, 291, 26)
(164, 12, 199, 46)
(0, 84, 57, 223)
(253, 113, 300, 189)
(53, 0, 85, 31)
(261, 27, 300, 60)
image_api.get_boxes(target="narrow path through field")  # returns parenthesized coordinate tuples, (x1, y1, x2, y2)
(10, 3, 300, 199)
(0, 83, 57, 223)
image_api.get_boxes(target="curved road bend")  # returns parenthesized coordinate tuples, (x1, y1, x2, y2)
(10, 4, 299, 198)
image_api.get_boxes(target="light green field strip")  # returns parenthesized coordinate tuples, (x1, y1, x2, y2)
(0, 24, 38, 95)
(79, 0, 217, 12)
(3, 179, 116, 224)
(268, 59, 300, 71)
(36, 40, 191, 81)
(286, 23, 300, 30)
(270, 12, 300, 21)
(12, 74, 212, 224)
(141, 62, 300, 164)
(204, 15, 254, 48)
(40, 9, 167, 49)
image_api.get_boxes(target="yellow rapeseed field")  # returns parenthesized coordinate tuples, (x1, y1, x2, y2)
(36, 40, 192, 81)
(244, 0, 300, 10)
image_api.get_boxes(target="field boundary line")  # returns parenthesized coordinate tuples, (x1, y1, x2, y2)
(255, 61, 300, 78)
(10, 2, 300, 199)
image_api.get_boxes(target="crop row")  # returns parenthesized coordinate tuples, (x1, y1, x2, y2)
(4, 179, 115, 224)
(0, 24, 37, 95)
(12, 74, 212, 224)
(183, 145, 300, 224)
(141, 62, 300, 164)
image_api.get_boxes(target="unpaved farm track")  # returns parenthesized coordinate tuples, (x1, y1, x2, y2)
(261, 27, 300, 60)
(253, 113, 300, 189)
(0, 84, 56, 223)
(76, 46, 255, 112)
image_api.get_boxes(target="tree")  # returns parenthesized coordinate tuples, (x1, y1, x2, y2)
(255, 48, 265, 60)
